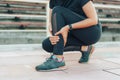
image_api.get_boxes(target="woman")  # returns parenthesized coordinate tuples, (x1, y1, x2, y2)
(36, 0, 102, 71)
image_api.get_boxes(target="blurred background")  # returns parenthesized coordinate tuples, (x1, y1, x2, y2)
(0, 0, 120, 45)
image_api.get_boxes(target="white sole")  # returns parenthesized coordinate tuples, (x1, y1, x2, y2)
(37, 66, 68, 72)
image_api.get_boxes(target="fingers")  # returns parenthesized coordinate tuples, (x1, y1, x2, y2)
(55, 31, 60, 36)
(49, 36, 60, 45)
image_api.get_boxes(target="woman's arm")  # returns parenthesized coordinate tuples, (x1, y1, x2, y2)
(49, 9, 52, 23)
(49, 9, 53, 35)
(71, 1, 98, 29)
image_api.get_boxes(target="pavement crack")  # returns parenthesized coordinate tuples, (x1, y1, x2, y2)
(103, 68, 120, 77)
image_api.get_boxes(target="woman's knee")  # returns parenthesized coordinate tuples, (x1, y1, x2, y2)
(42, 38, 53, 52)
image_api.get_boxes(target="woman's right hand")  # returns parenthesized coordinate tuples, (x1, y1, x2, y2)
(48, 23, 60, 45)
(49, 36, 60, 45)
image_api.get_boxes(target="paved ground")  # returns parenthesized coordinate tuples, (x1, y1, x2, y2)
(0, 42, 120, 80)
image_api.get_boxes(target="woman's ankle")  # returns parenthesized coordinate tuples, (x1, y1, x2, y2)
(53, 55, 64, 62)
(81, 46, 88, 52)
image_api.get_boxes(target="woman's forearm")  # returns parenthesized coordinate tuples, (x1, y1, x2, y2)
(72, 18, 98, 29)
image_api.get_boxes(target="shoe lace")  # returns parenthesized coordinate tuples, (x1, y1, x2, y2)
(43, 56, 54, 65)
(44, 58, 51, 62)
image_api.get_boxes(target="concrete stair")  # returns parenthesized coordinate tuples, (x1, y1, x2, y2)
(0, 30, 46, 44)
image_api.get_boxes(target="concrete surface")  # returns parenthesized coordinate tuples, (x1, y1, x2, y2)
(0, 42, 120, 80)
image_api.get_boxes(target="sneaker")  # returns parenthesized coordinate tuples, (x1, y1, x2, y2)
(35, 55, 66, 71)
(79, 45, 94, 63)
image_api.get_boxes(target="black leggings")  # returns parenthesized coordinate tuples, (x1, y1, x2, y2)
(42, 6, 102, 55)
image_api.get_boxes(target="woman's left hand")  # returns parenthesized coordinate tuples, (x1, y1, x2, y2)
(55, 25, 70, 46)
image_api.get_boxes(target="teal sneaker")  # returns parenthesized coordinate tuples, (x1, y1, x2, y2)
(35, 55, 66, 71)
(79, 45, 94, 63)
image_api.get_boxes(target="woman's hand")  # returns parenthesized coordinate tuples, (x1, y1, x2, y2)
(49, 36, 60, 45)
(55, 25, 70, 46)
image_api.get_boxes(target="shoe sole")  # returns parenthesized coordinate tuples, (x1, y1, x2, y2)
(37, 66, 68, 72)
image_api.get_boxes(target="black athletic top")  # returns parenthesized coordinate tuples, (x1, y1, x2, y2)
(49, 0, 91, 17)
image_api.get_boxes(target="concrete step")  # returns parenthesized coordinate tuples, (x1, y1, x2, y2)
(100, 32, 120, 42)
(0, 30, 46, 44)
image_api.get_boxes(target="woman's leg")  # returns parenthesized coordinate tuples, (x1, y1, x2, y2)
(52, 6, 101, 63)
(42, 37, 53, 53)
(51, 7, 66, 55)
(51, 6, 101, 54)
(51, 6, 85, 55)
